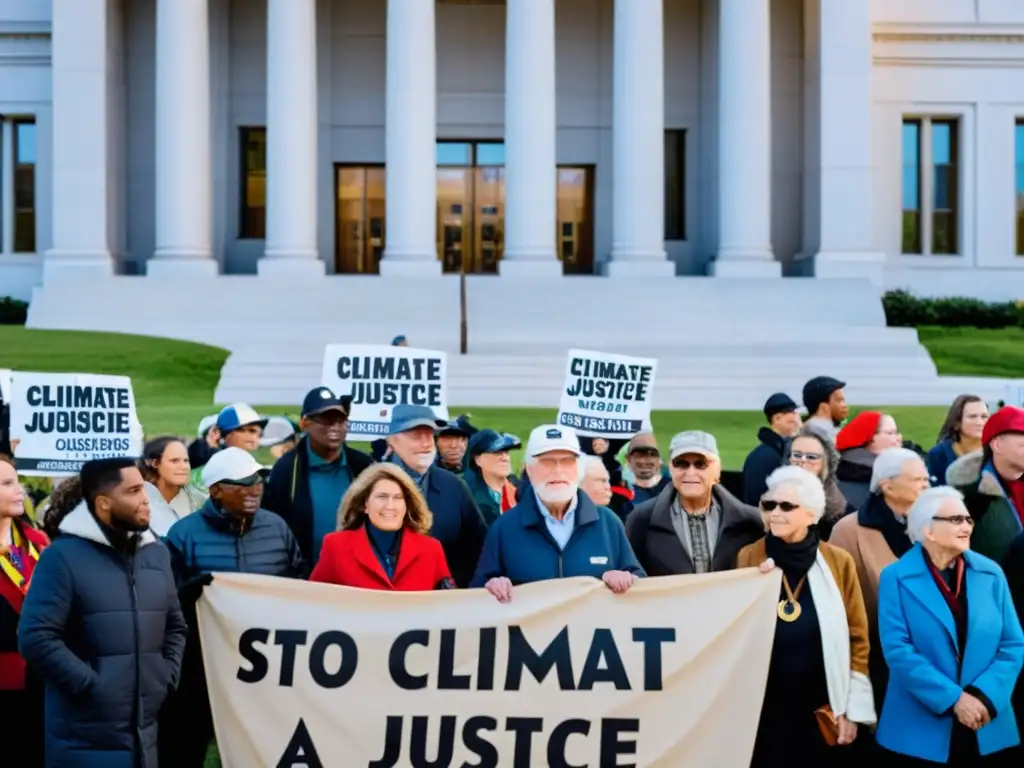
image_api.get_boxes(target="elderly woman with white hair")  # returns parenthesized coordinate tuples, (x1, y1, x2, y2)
(876, 486, 1024, 766)
(830, 447, 931, 708)
(578, 454, 633, 524)
(738, 466, 876, 765)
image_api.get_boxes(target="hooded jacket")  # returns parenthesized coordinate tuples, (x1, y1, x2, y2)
(18, 502, 187, 768)
(947, 451, 1024, 565)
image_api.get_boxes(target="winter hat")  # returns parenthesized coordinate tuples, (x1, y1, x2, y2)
(835, 411, 882, 452)
(802, 376, 846, 414)
(981, 405, 1024, 446)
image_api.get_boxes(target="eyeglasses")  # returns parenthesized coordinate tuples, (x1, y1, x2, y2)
(791, 451, 822, 462)
(760, 500, 800, 512)
(932, 514, 974, 527)
(672, 457, 708, 471)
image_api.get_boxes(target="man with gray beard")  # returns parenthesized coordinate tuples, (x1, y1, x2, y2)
(471, 424, 644, 602)
(385, 404, 486, 587)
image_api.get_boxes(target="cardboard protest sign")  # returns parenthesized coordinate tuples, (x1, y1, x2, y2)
(321, 344, 449, 438)
(199, 569, 779, 767)
(556, 349, 658, 437)
(9, 372, 143, 476)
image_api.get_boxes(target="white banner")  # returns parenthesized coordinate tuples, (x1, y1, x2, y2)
(198, 570, 779, 768)
(9, 371, 143, 476)
(321, 344, 449, 438)
(556, 349, 658, 438)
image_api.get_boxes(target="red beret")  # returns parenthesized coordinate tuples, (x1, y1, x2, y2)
(982, 405, 1024, 446)
(835, 411, 883, 452)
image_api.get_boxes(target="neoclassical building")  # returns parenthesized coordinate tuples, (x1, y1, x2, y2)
(1, 0, 1024, 302)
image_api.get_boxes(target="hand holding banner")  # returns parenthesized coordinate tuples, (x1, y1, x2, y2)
(198, 569, 779, 767)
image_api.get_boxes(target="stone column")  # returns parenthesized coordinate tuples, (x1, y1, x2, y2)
(501, 0, 559, 277)
(380, 0, 440, 277)
(259, 0, 324, 277)
(606, 0, 673, 277)
(711, 0, 780, 277)
(149, 0, 217, 278)
(807, 0, 884, 283)
(43, 0, 114, 281)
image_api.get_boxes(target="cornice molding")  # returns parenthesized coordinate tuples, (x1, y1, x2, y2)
(0, 20, 50, 38)
(873, 22, 1024, 42)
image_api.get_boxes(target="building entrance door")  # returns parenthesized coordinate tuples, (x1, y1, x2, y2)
(436, 141, 505, 274)
(335, 165, 385, 274)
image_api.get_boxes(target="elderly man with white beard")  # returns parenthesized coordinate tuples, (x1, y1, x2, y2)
(471, 425, 644, 602)
(385, 404, 487, 587)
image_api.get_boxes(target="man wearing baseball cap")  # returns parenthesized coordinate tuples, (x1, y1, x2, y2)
(188, 403, 269, 492)
(385, 404, 487, 588)
(263, 387, 374, 564)
(470, 424, 644, 602)
(626, 430, 763, 576)
(435, 413, 478, 473)
(948, 405, 1024, 563)
(741, 393, 802, 505)
(160, 447, 304, 765)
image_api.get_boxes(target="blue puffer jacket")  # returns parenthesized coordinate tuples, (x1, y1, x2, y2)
(163, 499, 307, 587)
(18, 502, 187, 768)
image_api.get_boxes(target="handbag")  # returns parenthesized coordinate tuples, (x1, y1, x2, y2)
(814, 705, 839, 747)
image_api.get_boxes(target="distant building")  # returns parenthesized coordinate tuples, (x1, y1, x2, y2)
(1, 0, 1023, 301)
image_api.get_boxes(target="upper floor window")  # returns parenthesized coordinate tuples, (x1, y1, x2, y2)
(901, 117, 959, 256)
(2, 118, 37, 254)
(239, 127, 266, 239)
(664, 129, 686, 241)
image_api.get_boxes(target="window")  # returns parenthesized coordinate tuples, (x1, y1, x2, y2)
(13, 118, 36, 253)
(664, 129, 685, 240)
(1016, 120, 1024, 256)
(900, 117, 960, 256)
(239, 127, 266, 239)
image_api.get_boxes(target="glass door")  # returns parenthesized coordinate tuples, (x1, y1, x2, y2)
(474, 166, 504, 274)
(335, 166, 385, 274)
(437, 168, 471, 273)
(557, 166, 594, 275)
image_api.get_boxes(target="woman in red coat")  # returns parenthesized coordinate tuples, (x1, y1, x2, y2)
(0, 458, 49, 765)
(310, 463, 455, 590)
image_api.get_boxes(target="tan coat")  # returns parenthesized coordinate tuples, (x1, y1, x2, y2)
(737, 538, 871, 680)
(828, 513, 898, 628)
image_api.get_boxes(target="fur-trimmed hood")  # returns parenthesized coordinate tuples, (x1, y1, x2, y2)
(946, 450, 1003, 498)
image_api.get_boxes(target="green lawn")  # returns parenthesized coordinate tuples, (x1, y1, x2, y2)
(0, 324, 1016, 470)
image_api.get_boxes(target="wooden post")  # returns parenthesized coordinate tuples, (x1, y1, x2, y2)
(459, 271, 468, 355)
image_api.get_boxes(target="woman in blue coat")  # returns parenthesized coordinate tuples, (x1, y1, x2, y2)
(876, 486, 1024, 765)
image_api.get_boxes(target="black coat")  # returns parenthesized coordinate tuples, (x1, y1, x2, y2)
(263, 438, 373, 563)
(417, 466, 488, 588)
(741, 428, 788, 505)
(625, 483, 764, 575)
(18, 503, 187, 768)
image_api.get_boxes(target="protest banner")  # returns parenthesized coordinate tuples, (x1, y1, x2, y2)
(321, 344, 449, 438)
(8, 371, 143, 476)
(557, 349, 658, 437)
(198, 569, 780, 768)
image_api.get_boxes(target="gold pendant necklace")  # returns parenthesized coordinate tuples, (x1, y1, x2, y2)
(777, 574, 807, 623)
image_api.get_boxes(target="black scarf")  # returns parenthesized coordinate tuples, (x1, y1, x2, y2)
(764, 529, 819, 578)
(859, 494, 912, 559)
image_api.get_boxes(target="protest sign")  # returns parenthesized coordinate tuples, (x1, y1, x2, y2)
(557, 349, 658, 437)
(198, 569, 780, 768)
(321, 344, 449, 438)
(9, 372, 143, 476)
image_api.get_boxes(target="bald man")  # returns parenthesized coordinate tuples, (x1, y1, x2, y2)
(626, 433, 672, 505)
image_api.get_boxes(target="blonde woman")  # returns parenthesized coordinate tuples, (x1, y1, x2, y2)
(738, 466, 876, 765)
(310, 463, 454, 590)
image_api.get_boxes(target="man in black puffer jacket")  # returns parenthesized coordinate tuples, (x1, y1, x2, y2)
(19, 458, 187, 768)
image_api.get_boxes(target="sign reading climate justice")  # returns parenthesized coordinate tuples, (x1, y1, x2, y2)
(557, 349, 658, 437)
(321, 344, 449, 438)
(9, 371, 143, 476)
(198, 570, 779, 768)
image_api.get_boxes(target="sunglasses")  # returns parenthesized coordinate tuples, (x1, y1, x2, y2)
(672, 457, 709, 471)
(630, 448, 660, 458)
(220, 474, 264, 488)
(760, 500, 799, 512)
(791, 451, 822, 462)
(932, 514, 974, 527)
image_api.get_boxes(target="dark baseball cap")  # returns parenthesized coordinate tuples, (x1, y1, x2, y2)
(301, 387, 352, 419)
(802, 376, 846, 413)
(763, 393, 798, 422)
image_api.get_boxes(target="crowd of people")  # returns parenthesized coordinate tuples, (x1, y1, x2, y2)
(1, 375, 1024, 766)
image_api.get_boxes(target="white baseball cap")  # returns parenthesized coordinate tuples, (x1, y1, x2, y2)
(202, 447, 269, 488)
(525, 424, 582, 458)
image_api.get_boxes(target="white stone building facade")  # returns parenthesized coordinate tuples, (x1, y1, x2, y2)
(2, 0, 1024, 301)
